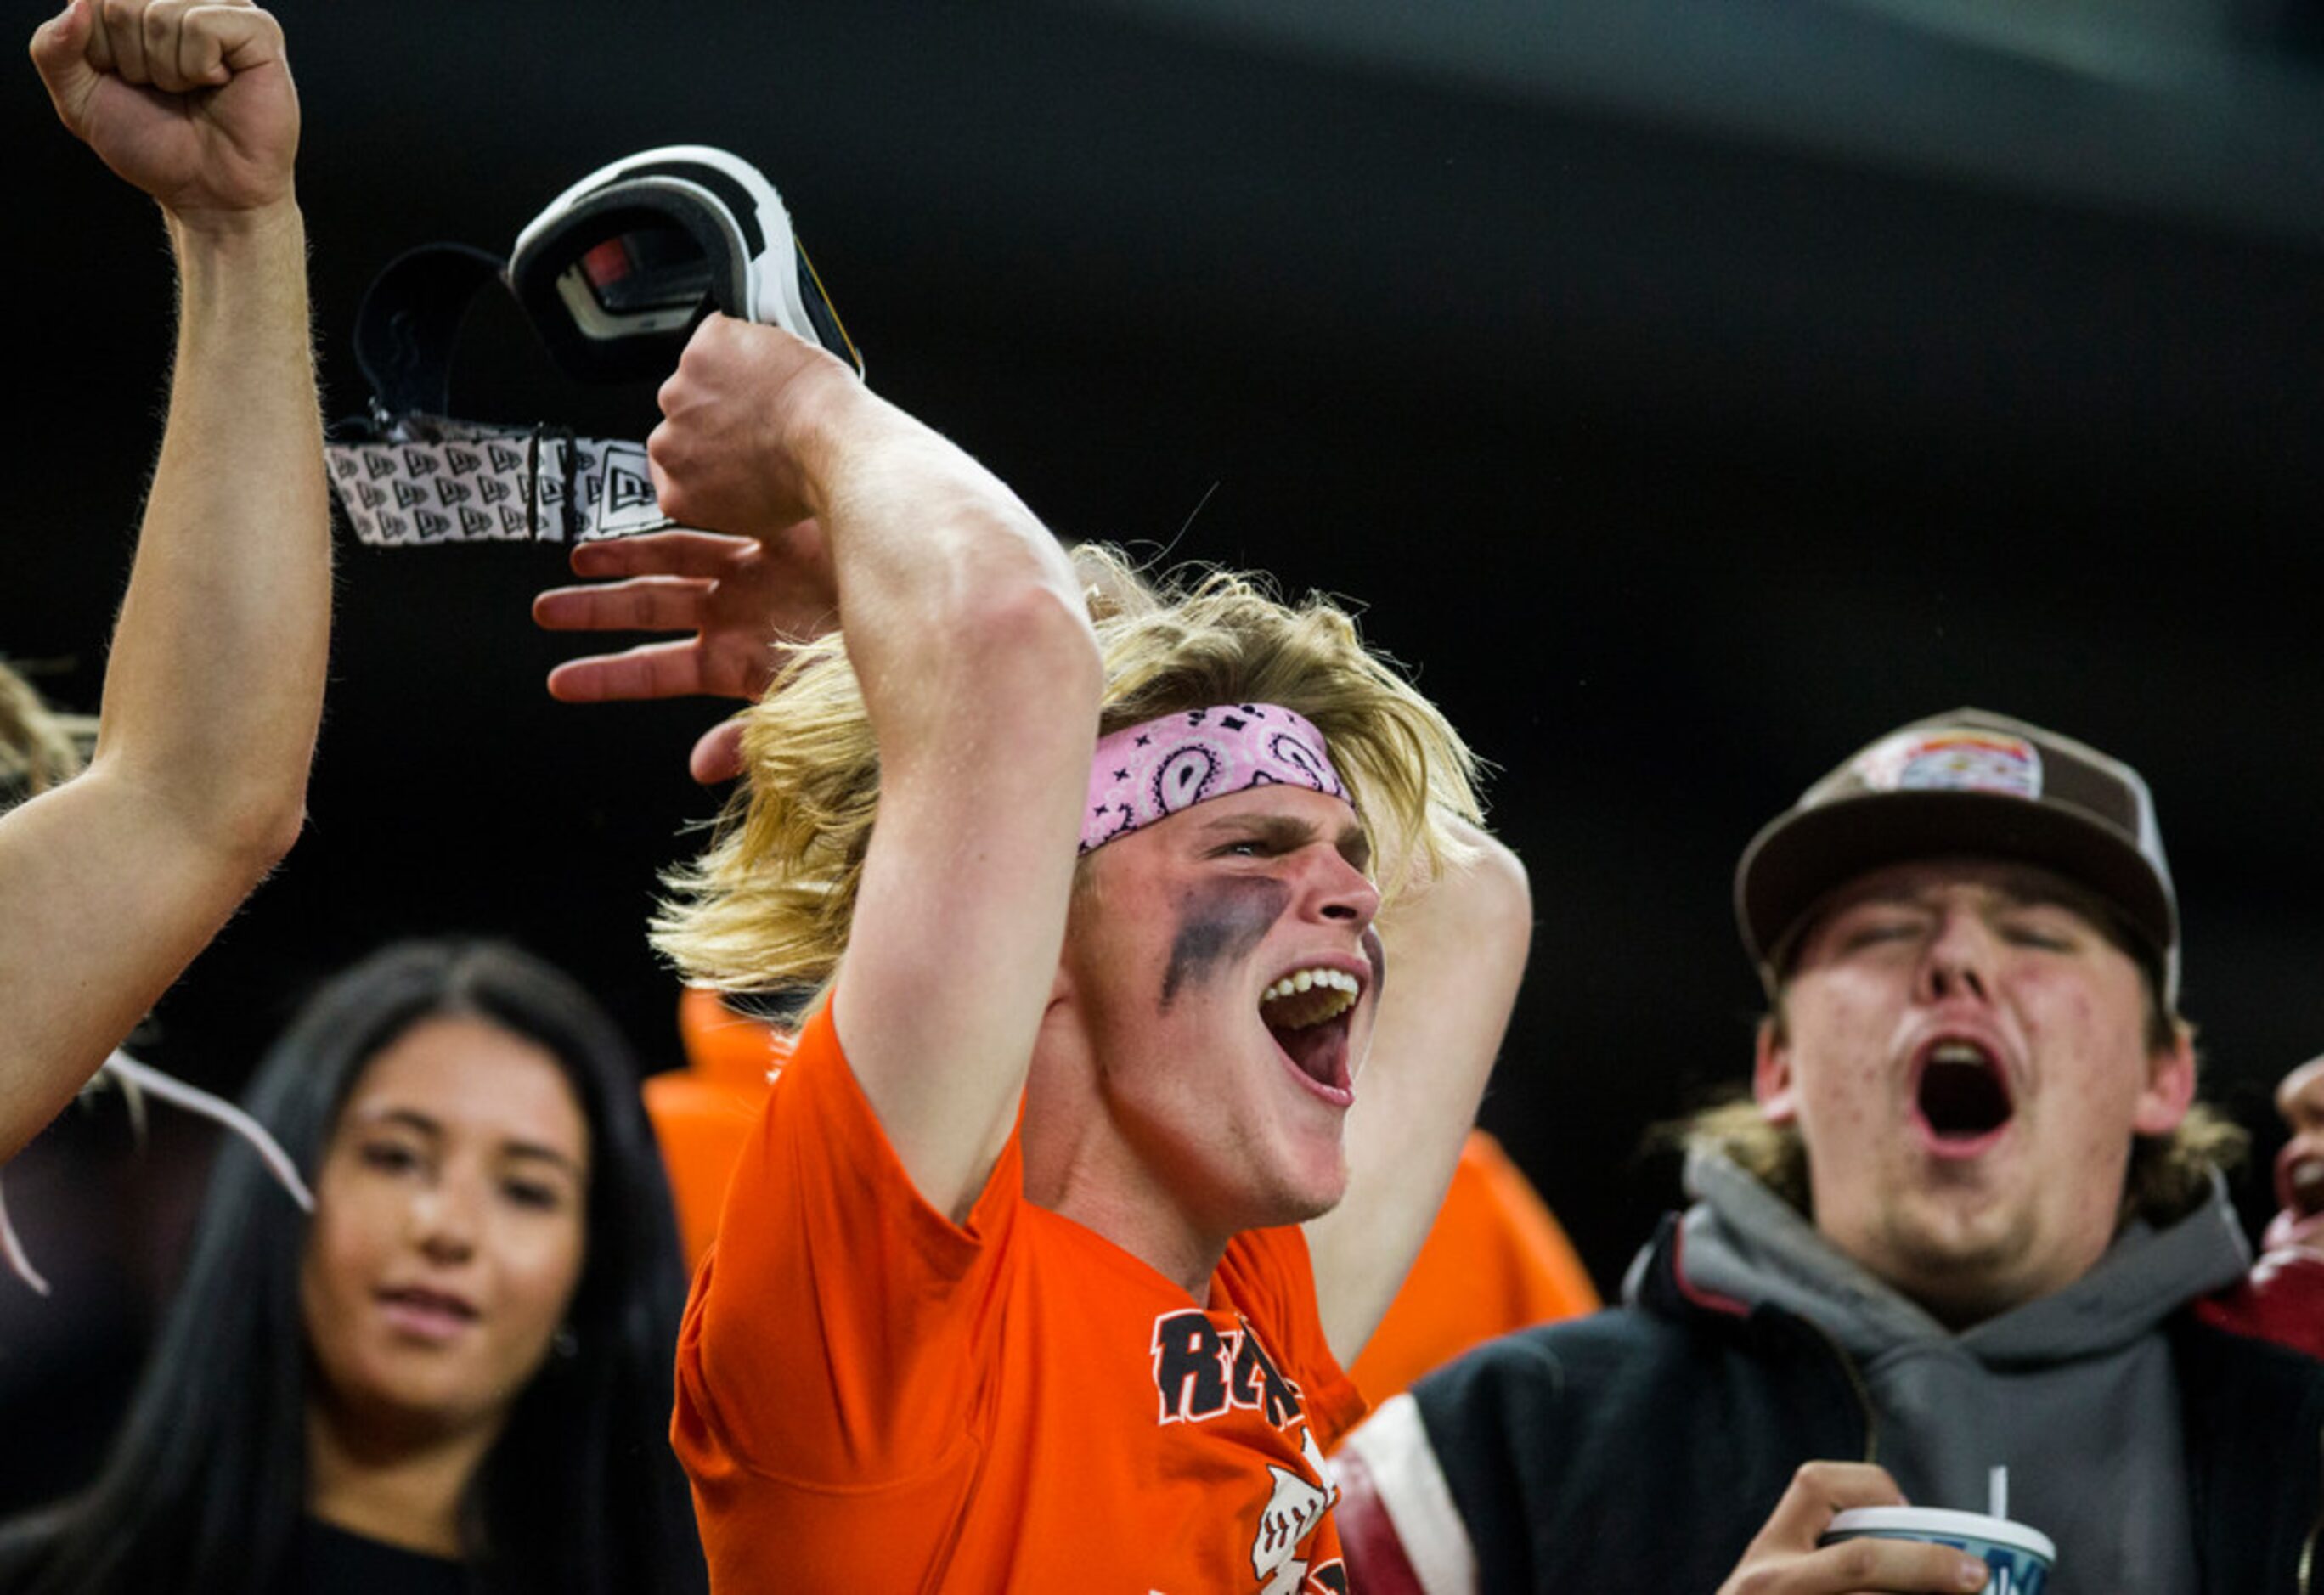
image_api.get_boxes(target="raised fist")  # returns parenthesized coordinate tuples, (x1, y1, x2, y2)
(30, 0, 297, 223)
(648, 315, 858, 540)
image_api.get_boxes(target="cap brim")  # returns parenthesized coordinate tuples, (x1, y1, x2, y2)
(1736, 791, 2177, 975)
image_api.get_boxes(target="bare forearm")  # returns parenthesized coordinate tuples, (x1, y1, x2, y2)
(649, 324, 1103, 1217)
(97, 199, 329, 864)
(775, 372, 1091, 736)
(1311, 820, 1534, 1361)
(0, 772, 263, 1158)
(0, 201, 328, 1156)
(787, 380, 1097, 1209)
(5, 0, 317, 1152)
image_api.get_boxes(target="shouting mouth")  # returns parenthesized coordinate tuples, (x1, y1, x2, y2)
(2277, 1151, 2324, 1227)
(1261, 966, 1360, 1106)
(1912, 1037, 2015, 1157)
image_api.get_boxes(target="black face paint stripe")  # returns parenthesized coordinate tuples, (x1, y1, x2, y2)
(1362, 927, 1386, 1001)
(1160, 879, 1290, 1009)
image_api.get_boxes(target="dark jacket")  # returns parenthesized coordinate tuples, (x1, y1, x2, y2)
(1368, 1215, 2324, 1593)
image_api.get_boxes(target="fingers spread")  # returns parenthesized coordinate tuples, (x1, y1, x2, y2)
(533, 574, 713, 634)
(689, 719, 749, 786)
(566, 529, 753, 581)
(544, 640, 708, 704)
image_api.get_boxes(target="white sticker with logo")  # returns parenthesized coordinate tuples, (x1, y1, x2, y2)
(324, 422, 679, 546)
(1853, 730, 2043, 801)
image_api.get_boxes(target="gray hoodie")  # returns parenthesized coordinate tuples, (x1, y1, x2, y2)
(1639, 1149, 2253, 1595)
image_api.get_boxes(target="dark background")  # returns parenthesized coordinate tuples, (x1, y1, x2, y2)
(4, 0, 2321, 1512)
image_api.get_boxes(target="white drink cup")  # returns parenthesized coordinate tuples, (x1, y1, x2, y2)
(1820, 1506, 2056, 1595)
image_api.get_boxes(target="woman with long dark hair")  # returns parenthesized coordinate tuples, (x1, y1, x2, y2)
(0, 939, 706, 1594)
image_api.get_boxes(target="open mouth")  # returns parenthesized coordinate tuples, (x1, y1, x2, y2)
(1261, 967, 1359, 1099)
(1915, 1039, 2014, 1147)
(2278, 1153, 2324, 1220)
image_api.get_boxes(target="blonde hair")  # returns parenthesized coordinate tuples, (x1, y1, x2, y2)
(653, 544, 1484, 998)
(0, 661, 92, 813)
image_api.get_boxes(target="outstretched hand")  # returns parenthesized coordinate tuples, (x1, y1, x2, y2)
(1718, 1464, 1989, 1595)
(30, 0, 298, 225)
(541, 316, 872, 783)
(533, 521, 838, 783)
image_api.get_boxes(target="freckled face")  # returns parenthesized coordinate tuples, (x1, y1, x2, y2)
(1061, 786, 1381, 1240)
(1759, 858, 2188, 1323)
(300, 1017, 591, 1444)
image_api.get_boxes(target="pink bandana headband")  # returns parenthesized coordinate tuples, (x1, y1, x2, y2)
(1081, 703, 1351, 854)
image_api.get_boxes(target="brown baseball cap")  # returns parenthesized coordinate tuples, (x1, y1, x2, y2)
(1735, 707, 2179, 1004)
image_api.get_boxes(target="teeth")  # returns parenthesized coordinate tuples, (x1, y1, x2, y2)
(2293, 1160, 2324, 1195)
(1263, 968, 1358, 1003)
(1929, 1040, 1994, 1066)
(1261, 967, 1360, 1029)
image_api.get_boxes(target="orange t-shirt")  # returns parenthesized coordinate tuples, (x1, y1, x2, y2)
(644, 989, 789, 1266)
(1346, 1130, 1600, 1402)
(671, 1005, 1368, 1594)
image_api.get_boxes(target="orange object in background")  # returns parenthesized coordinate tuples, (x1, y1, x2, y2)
(1347, 1130, 1601, 1403)
(646, 989, 1601, 1384)
(642, 987, 787, 1268)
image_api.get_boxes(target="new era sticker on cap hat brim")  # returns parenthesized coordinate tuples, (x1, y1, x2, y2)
(1856, 730, 2043, 801)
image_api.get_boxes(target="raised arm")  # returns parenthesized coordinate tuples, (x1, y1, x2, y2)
(644, 316, 1098, 1220)
(0, 0, 324, 1159)
(1304, 818, 1532, 1363)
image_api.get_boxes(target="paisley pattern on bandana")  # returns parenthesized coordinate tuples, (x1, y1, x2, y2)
(1081, 704, 1351, 854)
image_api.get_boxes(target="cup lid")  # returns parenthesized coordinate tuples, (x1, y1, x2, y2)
(1825, 1506, 2056, 1563)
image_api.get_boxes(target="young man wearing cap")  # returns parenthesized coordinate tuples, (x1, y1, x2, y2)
(541, 313, 1531, 1592)
(1333, 709, 2324, 1593)
(5, 0, 326, 1161)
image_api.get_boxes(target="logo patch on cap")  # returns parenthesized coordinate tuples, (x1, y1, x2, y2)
(1854, 730, 2044, 800)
